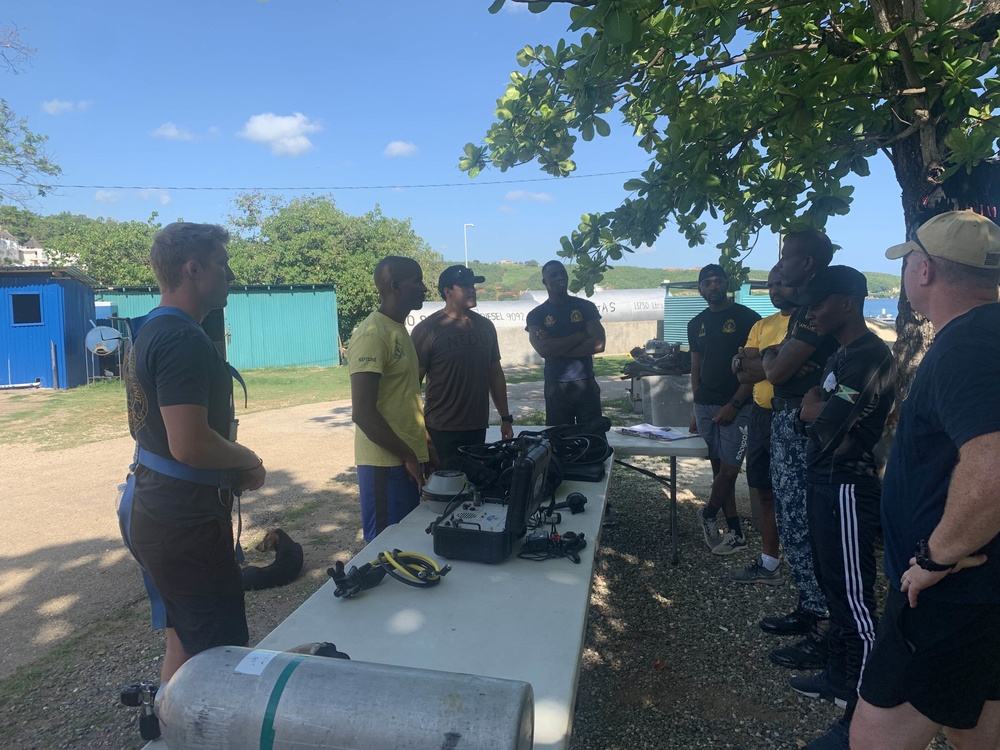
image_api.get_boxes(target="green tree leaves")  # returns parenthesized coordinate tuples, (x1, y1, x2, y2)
(460, 0, 1000, 292)
(225, 193, 442, 340)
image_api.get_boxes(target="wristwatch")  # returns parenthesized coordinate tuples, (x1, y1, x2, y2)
(730, 398, 747, 409)
(914, 538, 956, 572)
(501, 415, 514, 424)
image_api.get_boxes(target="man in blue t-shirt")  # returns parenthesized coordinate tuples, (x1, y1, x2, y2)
(850, 211, 1000, 750)
(525, 261, 606, 425)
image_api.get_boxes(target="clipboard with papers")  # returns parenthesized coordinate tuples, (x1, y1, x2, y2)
(614, 424, 692, 441)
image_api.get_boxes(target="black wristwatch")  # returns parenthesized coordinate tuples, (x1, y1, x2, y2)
(501, 415, 514, 424)
(914, 538, 956, 572)
(730, 398, 747, 409)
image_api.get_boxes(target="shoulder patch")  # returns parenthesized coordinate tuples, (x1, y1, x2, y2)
(698, 323, 706, 337)
(835, 383, 860, 403)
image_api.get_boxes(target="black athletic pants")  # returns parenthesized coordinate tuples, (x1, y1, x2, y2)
(807, 481, 880, 695)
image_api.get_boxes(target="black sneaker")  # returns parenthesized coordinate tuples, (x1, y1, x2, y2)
(789, 669, 851, 709)
(770, 630, 829, 669)
(804, 719, 850, 750)
(759, 606, 818, 636)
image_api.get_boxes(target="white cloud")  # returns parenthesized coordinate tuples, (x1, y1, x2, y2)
(151, 122, 196, 141)
(497, 204, 515, 215)
(42, 99, 91, 115)
(383, 140, 418, 158)
(503, 2, 528, 12)
(238, 112, 321, 156)
(94, 190, 123, 204)
(505, 190, 553, 203)
(634, 243, 657, 255)
(139, 189, 172, 205)
(206, 125, 220, 138)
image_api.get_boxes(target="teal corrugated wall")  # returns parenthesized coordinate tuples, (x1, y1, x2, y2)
(225, 288, 338, 369)
(736, 283, 779, 317)
(661, 284, 777, 346)
(95, 287, 339, 369)
(661, 296, 708, 346)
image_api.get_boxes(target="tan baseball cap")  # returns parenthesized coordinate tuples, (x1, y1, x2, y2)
(885, 210, 1000, 268)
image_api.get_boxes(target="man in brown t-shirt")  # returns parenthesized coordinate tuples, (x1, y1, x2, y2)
(412, 265, 514, 467)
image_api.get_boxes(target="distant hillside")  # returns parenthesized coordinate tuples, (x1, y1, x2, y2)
(450, 262, 901, 300)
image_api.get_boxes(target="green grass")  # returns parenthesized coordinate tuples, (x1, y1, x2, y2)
(505, 355, 632, 385)
(0, 366, 353, 451)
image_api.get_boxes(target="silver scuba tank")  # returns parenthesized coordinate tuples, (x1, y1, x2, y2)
(153, 646, 534, 750)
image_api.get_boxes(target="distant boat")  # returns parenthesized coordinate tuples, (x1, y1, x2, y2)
(871, 308, 895, 324)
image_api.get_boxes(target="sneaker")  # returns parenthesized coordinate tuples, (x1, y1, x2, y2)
(789, 669, 851, 709)
(804, 719, 850, 750)
(770, 630, 829, 669)
(759, 606, 819, 636)
(711, 530, 748, 556)
(699, 507, 721, 549)
(729, 560, 782, 585)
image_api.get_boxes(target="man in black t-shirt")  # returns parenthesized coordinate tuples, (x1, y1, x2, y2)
(850, 212, 1000, 750)
(687, 264, 760, 554)
(785, 266, 895, 748)
(759, 231, 836, 665)
(122, 222, 266, 684)
(412, 265, 514, 466)
(525, 261, 606, 425)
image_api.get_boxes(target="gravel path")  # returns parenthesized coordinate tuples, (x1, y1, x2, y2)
(0, 380, 947, 749)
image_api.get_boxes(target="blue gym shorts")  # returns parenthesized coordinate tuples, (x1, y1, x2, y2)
(357, 464, 421, 542)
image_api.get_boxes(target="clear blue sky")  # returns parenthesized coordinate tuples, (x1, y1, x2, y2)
(5, 0, 905, 274)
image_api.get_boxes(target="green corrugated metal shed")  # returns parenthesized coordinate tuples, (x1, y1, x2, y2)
(95, 284, 339, 369)
(661, 281, 777, 346)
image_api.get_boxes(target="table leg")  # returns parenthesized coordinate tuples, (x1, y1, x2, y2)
(670, 456, 679, 565)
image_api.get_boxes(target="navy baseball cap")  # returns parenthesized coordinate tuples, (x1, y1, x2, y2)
(698, 264, 727, 284)
(790, 265, 868, 306)
(438, 265, 485, 293)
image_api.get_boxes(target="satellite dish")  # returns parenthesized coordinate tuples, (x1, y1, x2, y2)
(86, 325, 123, 356)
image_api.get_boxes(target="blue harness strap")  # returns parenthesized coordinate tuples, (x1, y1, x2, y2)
(119, 306, 248, 628)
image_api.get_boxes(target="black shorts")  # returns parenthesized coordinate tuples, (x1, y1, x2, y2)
(544, 378, 602, 426)
(859, 587, 1000, 729)
(129, 510, 248, 654)
(745, 404, 773, 490)
(427, 426, 487, 469)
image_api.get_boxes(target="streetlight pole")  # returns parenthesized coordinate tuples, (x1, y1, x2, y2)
(463, 223, 474, 268)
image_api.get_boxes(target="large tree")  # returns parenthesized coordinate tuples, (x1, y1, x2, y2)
(226, 192, 443, 341)
(1, 25, 60, 206)
(463, 0, 1000, 392)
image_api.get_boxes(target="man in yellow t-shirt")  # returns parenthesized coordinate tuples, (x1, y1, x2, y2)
(729, 266, 794, 586)
(348, 256, 430, 541)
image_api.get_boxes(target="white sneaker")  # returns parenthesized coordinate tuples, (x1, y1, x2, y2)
(711, 530, 748, 556)
(699, 508, 721, 549)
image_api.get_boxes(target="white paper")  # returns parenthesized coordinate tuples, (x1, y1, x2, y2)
(234, 649, 279, 675)
(615, 424, 690, 441)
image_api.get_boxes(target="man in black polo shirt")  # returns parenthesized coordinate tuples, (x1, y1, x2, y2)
(760, 230, 837, 669)
(850, 211, 1000, 750)
(786, 266, 895, 749)
(687, 264, 760, 553)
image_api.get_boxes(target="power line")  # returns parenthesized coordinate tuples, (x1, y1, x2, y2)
(0, 170, 639, 193)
